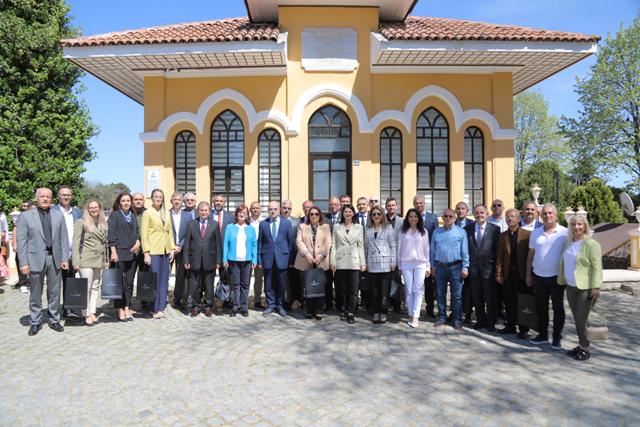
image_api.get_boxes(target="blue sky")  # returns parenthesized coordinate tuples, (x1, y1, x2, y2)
(67, 0, 638, 193)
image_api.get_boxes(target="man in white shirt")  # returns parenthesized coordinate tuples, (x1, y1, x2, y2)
(249, 201, 265, 309)
(526, 203, 568, 348)
(52, 186, 82, 317)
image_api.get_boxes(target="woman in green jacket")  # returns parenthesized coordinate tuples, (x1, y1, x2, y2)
(73, 200, 108, 326)
(558, 214, 602, 361)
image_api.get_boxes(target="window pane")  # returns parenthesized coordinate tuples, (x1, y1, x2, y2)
(313, 172, 330, 199)
(434, 166, 447, 188)
(433, 138, 448, 162)
(417, 166, 430, 189)
(331, 158, 347, 170)
(464, 139, 472, 162)
(310, 138, 350, 153)
(391, 139, 401, 163)
(424, 192, 433, 213)
(314, 159, 329, 171)
(474, 190, 484, 206)
(416, 140, 431, 162)
(381, 140, 390, 163)
(464, 164, 473, 190)
(331, 171, 347, 196)
(434, 191, 449, 215)
(473, 164, 483, 189)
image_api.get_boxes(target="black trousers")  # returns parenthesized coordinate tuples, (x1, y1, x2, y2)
(534, 274, 565, 340)
(172, 252, 187, 307)
(229, 261, 252, 313)
(471, 276, 497, 326)
(187, 268, 215, 310)
(462, 278, 473, 318)
(335, 269, 359, 315)
(326, 270, 339, 311)
(15, 253, 30, 287)
(114, 259, 137, 309)
(424, 276, 436, 314)
(503, 269, 530, 332)
(368, 272, 389, 314)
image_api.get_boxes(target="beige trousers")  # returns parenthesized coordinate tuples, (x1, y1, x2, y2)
(79, 268, 102, 316)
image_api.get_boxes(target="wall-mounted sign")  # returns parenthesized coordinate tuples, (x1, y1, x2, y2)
(146, 169, 161, 196)
(353, 160, 360, 166)
(302, 28, 358, 72)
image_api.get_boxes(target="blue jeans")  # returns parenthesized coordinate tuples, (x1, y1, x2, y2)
(435, 263, 463, 325)
(150, 254, 170, 312)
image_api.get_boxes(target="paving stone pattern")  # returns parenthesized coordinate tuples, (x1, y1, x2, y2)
(0, 278, 638, 426)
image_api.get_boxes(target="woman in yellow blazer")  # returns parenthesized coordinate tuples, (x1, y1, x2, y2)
(558, 214, 602, 361)
(140, 189, 176, 318)
(294, 205, 332, 320)
(330, 204, 366, 324)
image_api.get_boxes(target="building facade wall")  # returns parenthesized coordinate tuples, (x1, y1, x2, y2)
(142, 5, 515, 214)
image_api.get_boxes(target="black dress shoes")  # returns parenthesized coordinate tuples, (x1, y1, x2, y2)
(241, 311, 249, 317)
(28, 324, 42, 336)
(203, 308, 212, 317)
(49, 322, 64, 332)
(230, 311, 237, 317)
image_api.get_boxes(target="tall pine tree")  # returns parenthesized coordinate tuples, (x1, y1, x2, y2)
(0, 0, 97, 212)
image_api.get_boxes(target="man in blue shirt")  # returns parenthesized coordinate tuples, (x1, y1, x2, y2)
(430, 208, 469, 330)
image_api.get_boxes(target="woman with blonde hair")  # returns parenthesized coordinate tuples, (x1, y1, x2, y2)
(558, 214, 602, 361)
(140, 189, 176, 319)
(72, 200, 108, 326)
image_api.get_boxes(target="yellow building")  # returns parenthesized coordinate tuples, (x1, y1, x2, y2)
(61, 0, 598, 214)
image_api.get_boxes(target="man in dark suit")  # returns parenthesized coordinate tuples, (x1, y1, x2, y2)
(413, 194, 439, 317)
(325, 197, 341, 230)
(17, 188, 69, 335)
(210, 194, 235, 304)
(169, 192, 193, 311)
(281, 199, 301, 309)
(465, 204, 501, 331)
(183, 201, 221, 317)
(355, 197, 370, 227)
(258, 201, 295, 317)
(52, 185, 82, 317)
(454, 201, 475, 323)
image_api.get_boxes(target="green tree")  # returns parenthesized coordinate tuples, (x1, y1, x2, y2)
(515, 160, 575, 210)
(570, 179, 623, 225)
(514, 90, 567, 175)
(561, 13, 640, 189)
(80, 181, 130, 210)
(0, 0, 97, 211)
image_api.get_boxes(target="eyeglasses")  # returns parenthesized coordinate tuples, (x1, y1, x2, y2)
(268, 208, 278, 211)
(282, 206, 292, 210)
(443, 214, 456, 218)
(371, 212, 382, 217)
(309, 212, 320, 217)
(492, 204, 502, 208)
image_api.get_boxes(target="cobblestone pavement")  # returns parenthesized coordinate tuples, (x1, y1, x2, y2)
(0, 275, 638, 427)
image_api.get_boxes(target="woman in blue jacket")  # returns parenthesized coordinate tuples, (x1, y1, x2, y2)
(223, 204, 257, 317)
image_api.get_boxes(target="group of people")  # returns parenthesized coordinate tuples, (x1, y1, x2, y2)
(14, 186, 603, 361)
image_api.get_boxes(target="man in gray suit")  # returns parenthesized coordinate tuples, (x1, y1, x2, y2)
(17, 188, 69, 335)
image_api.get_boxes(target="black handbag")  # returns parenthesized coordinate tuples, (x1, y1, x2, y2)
(136, 270, 157, 302)
(388, 273, 402, 299)
(517, 293, 538, 330)
(304, 268, 326, 299)
(358, 273, 370, 292)
(64, 276, 88, 309)
(101, 266, 124, 300)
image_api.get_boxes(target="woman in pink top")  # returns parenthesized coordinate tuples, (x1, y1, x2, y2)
(397, 208, 431, 328)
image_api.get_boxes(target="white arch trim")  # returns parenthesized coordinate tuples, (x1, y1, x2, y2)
(139, 84, 516, 142)
(139, 88, 292, 142)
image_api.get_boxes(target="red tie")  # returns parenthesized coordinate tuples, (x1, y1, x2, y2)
(218, 211, 223, 234)
(200, 221, 206, 240)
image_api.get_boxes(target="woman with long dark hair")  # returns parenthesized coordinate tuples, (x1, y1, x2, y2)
(330, 204, 365, 324)
(107, 192, 140, 321)
(397, 208, 430, 328)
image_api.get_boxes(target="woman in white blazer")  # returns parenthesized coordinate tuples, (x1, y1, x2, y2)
(330, 204, 365, 324)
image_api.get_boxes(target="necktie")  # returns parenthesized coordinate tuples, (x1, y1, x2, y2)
(360, 214, 365, 226)
(476, 225, 483, 245)
(200, 221, 206, 240)
(218, 211, 223, 234)
(271, 219, 277, 240)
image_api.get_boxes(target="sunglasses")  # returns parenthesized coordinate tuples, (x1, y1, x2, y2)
(309, 212, 320, 217)
(443, 214, 456, 218)
(282, 207, 292, 210)
(371, 212, 382, 217)
(492, 204, 502, 208)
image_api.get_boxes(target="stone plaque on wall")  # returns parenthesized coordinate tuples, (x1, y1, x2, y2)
(301, 27, 358, 72)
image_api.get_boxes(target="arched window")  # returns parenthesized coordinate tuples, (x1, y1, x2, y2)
(380, 127, 403, 211)
(211, 110, 244, 209)
(308, 105, 351, 211)
(175, 130, 196, 194)
(464, 126, 484, 207)
(416, 107, 449, 213)
(258, 129, 281, 213)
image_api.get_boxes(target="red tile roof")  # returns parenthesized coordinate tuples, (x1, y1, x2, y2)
(379, 16, 600, 42)
(61, 17, 280, 47)
(61, 15, 599, 48)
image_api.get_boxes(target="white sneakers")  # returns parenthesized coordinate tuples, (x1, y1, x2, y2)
(20, 286, 28, 294)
